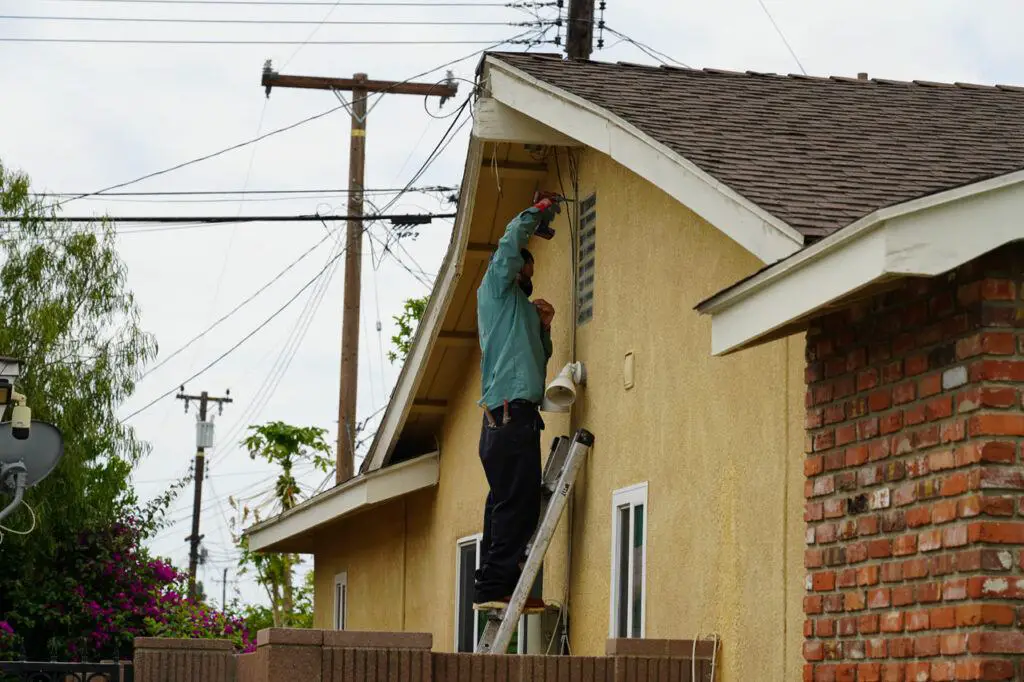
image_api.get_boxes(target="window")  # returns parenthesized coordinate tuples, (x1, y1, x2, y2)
(575, 192, 597, 326)
(333, 571, 348, 630)
(609, 483, 647, 639)
(455, 534, 544, 653)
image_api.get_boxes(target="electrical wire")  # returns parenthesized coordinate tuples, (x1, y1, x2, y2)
(119, 235, 351, 423)
(0, 499, 37, 546)
(36, 186, 455, 197)
(27, 0, 536, 5)
(602, 26, 691, 69)
(1, 38, 536, 45)
(0, 15, 537, 26)
(755, 0, 808, 75)
(138, 227, 336, 380)
(45, 33, 539, 210)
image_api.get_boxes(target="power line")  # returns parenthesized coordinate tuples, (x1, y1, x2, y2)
(0, 211, 456, 223)
(755, 0, 807, 76)
(35, 186, 455, 197)
(602, 25, 691, 69)
(26, 0, 539, 5)
(119, 236, 351, 423)
(44, 33, 537, 209)
(0, 15, 537, 25)
(138, 228, 336, 380)
(1, 38, 540, 45)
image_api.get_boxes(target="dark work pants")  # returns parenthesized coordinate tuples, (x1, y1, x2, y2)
(474, 400, 543, 601)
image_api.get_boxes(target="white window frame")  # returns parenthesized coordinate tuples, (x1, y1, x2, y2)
(333, 571, 348, 630)
(454, 533, 543, 654)
(609, 482, 648, 639)
(454, 533, 483, 651)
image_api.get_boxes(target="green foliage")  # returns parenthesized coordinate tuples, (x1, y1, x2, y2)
(387, 295, 429, 364)
(232, 422, 331, 628)
(0, 158, 172, 660)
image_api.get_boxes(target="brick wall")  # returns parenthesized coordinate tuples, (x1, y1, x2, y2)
(803, 244, 1024, 682)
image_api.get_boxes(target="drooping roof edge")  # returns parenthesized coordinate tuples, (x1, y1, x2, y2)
(695, 168, 1024, 356)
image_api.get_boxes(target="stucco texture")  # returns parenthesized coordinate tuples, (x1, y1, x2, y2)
(311, 147, 805, 681)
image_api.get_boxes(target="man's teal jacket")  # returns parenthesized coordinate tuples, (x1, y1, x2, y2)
(476, 206, 553, 409)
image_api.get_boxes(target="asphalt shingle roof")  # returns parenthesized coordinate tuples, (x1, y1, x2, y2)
(490, 52, 1024, 240)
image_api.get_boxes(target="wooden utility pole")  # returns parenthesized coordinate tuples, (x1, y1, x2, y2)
(176, 388, 233, 601)
(260, 62, 458, 485)
(566, 0, 596, 60)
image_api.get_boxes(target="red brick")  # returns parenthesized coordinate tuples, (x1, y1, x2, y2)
(905, 558, 930, 579)
(980, 496, 1016, 516)
(919, 528, 942, 552)
(980, 466, 1024, 489)
(879, 611, 904, 633)
(906, 353, 929, 376)
(980, 441, 1017, 464)
(906, 661, 933, 682)
(882, 361, 904, 384)
(930, 606, 956, 629)
(958, 387, 983, 413)
(981, 277, 1016, 300)
(956, 659, 1016, 681)
(905, 403, 929, 425)
(837, 615, 857, 636)
(858, 663, 881, 682)
(978, 359, 1024, 381)
(823, 594, 845, 612)
(892, 585, 916, 607)
(889, 637, 915, 658)
(824, 498, 845, 519)
(869, 439, 891, 461)
(857, 418, 880, 441)
(813, 476, 836, 497)
(968, 521, 1024, 544)
(917, 582, 941, 604)
(866, 638, 887, 659)
(838, 568, 857, 588)
(805, 456, 825, 477)
(867, 587, 890, 609)
(835, 375, 856, 399)
(931, 661, 957, 681)
(847, 542, 869, 564)
(894, 482, 917, 506)
(918, 372, 942, 398)
(868, 539, 892, 559)
(928, 449, 956, 472)
(803, 619, 813, 638)
(956, 604, 1017, 627)
(816, 619, 837, 639)
(906, 454, 930, 478)
(806, 549, 825, 568)
(958, 280, 982, 306)
(917, 634, 937, 655)
(858, 565, 880, 586)
(933, 553, 957, 576)
(906, 506, 932, 528)
(984, 331, 1016, 354)
(914, 424, 941, 449)
(804, 640, 824, 662)
(957, 332, 984, 359)
(847, 396, 869, 419)
(816, 523, 837, 544)
(906, 610, 930, 632)
(857, 368, 879, 391)
(824, 404, 845, 424)
(942, 523, 968, 548)
(943, 578, 968, 601)
(982, 387, 1018, 409)
(940, 420, 966, 443)
(858, 515, 880, 537)
(941, 473, 970, 496)
(814, 430, 837, 451)
(939, 634, 967, 656)
(892, 381, 916, 405)
(881, 412, 904, 435)
(859, 464, 885, 487)
(970, 413, 1024, 437)
(932, 499, 958, 524)
(845, 445, 869, 468)
(812, 571, 837, 592)
(805, 595, 823, 614)
(926, 396, 953, 421)
(966, 630, 1024, 654)
(858, 613, 879, 634)
(959, 495, 982, 518)
(835, 663, 856, 682)
(835, 424, 857, 446)
(882, 562, 903, 583)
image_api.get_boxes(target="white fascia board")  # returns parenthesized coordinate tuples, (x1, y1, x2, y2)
(358, 136, 484, 474)
(702, 169, 1024, 356)
(472, 97, 582, 147)
(483, 57, 805, 264)
(245, 452, 439, 552)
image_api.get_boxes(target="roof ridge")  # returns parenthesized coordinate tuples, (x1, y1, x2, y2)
(490, 51, 1024, 93)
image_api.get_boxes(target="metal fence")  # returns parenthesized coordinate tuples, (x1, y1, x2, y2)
(0, 660, 133, 682)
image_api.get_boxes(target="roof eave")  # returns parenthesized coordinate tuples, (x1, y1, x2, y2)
(697, 168, 1024, 356)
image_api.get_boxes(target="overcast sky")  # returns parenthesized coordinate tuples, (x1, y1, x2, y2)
(2, 0, 1022, 609)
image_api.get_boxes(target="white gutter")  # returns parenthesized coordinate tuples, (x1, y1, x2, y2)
(697, 168, 1024, 356)
(245, 452, 439, 552)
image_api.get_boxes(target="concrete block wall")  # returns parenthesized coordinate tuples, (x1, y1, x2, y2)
(802, 244, 1024, 681)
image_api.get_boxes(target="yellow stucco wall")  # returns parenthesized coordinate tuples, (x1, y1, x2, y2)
(312, 148, 806, 680)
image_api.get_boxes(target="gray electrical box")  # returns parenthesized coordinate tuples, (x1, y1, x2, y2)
(196, 421, 215, 449)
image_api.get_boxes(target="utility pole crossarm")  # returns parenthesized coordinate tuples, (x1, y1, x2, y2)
(259, 61, 459, 487)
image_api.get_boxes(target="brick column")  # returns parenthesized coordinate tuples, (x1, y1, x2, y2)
(803, 246, 1024, 682)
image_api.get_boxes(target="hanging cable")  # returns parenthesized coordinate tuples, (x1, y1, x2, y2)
(755, 0, 808, 75)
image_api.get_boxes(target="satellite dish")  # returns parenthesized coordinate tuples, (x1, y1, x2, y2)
(0, 420, 64, 488)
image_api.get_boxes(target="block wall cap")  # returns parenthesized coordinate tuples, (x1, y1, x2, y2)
(323, 631, 433, 650)
(256, 628, 325, 647)
(133, 637, 235, 652)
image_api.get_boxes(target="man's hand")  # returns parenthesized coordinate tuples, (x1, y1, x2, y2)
(533, 299, 555, 330)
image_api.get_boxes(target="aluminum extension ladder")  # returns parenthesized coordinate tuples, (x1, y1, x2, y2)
(475, 428, 595, 654)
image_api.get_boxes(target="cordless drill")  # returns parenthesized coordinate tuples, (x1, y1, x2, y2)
(531, 190, 567, 240)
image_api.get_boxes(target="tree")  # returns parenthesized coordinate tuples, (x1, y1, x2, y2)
(387, 295, 429, 364)
(0, 158, 166, 659)
(231, 421, 331, 628)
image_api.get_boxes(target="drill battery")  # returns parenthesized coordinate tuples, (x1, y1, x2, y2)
(531, 190, 565, 240)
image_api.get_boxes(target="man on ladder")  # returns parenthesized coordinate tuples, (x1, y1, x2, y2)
(472, 196, 561, 613)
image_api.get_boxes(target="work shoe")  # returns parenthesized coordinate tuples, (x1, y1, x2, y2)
(472, 596, 547, 614)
